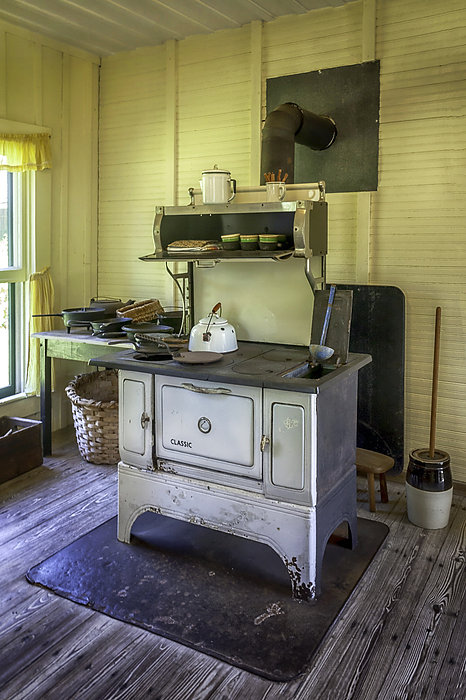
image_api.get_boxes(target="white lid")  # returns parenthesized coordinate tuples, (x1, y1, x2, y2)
(202, 165, 230, 175)
(198, 315, 229, 325)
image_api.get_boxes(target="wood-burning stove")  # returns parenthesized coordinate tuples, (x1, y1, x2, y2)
(91, 342, 370, 600)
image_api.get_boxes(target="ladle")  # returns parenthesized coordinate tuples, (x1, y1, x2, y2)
(309, 284, 336, 365)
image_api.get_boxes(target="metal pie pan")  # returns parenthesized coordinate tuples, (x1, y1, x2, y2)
(122, 323, 174, 339)
(174, 351, 223, 364)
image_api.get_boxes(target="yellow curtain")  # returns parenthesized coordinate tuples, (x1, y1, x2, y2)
(26, 267, 56, 396)
(0, 133, 51, 171)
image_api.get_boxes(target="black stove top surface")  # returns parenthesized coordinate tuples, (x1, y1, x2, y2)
(133, 351, 173, 361)
(89, 341, 371, 394)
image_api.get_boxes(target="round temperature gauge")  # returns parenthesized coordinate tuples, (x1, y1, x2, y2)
(197, 416, 212, 434)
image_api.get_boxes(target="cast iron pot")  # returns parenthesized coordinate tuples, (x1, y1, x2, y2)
(156, 309, 184, 334)
(90, 298, 134, 317)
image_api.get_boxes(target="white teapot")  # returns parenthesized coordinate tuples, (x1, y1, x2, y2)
(189, 303, 238, 353)
(200, 166, 236, 204)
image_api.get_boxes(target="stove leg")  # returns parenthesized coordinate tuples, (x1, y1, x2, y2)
(115, 463, 363, 602)
(282, 553, 317, 601)
(117, 465, 142, 543)
(117, 497, 134, 543)
(314, 471, 358, 598)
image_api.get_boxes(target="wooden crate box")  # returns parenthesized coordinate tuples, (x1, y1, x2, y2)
(0, 417, 43, 484)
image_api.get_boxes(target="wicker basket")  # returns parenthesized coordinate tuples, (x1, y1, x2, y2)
(65, 370, 119, 465)
(116, 298, 164, 322)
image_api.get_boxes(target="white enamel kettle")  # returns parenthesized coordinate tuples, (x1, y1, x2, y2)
(189, 303, 238, 353)
(200, 166, 236, 204)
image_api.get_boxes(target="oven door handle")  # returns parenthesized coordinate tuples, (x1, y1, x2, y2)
(181, 382, 232, 395)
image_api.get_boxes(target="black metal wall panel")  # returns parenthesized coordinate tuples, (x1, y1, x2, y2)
(266, 61, 380, 193)
(337, 284, 405, 472)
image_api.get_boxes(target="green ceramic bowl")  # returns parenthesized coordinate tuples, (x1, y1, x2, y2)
(240, 234, 259, 250)
(221, 234, 240, 250)
(259, 234, 279, 250)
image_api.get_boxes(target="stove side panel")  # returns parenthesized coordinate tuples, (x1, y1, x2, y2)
(316, 372, 358, 501)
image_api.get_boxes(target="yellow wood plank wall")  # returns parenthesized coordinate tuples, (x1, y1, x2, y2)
(375, 0, 466, 481)
(1, 19, 99, 426)
(99, 45, 174, 302)
(0, 20, 99, 311)
(98, 0, 466, 482)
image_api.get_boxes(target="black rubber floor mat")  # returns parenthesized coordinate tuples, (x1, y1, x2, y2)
(27, 513, 388, 681)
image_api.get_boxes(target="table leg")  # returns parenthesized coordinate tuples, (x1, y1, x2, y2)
(40, 339, 52, 455)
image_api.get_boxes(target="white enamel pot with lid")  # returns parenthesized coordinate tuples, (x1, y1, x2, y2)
(200, 165, 236, 204)
(189, 303, 238, 353)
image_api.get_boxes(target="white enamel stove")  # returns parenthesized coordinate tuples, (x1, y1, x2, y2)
(111, 345, 370, 601)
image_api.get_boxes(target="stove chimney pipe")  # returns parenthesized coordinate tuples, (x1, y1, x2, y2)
(260, 102, 336, 184)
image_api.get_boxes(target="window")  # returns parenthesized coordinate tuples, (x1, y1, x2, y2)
(0, 126, 52, 399)
(0, 172, 15, 397)
(0, 170, 26, 399)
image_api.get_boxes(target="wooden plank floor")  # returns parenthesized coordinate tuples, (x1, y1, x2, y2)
(0, 431, 464, 700)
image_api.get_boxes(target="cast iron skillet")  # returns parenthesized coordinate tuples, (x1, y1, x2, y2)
(32, 307, 107, 328)
(108, 334, 222, 364)
(108, 333, 173, 358)
(89, 317, 132, 335)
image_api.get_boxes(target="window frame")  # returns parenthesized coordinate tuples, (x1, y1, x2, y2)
(0, 119, 52, 402)
(1, 168, 40, 401)
(0, 283, 16, 399)
(0, 171, 13, 397)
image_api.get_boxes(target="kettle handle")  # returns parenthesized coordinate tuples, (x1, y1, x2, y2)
(228, 179, 236, 202)
(203, 302, 222, 339)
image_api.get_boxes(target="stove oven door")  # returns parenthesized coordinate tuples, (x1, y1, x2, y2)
(155, 376, 262, 478)
(119, 370, 154, 468)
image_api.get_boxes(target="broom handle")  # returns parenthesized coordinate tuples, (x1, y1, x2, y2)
(429, 307, 442, 458)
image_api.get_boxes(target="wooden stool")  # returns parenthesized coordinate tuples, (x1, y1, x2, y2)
(356, 447, 395, 512)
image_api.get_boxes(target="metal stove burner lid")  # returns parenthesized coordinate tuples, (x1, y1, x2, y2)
(133, 351, 172, 361)
(232, 349, 306, 375)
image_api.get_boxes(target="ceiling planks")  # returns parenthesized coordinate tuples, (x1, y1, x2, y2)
(0, 0, 357, 56)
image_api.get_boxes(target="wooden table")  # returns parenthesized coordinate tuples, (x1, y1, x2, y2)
(34, 331, 131, 455)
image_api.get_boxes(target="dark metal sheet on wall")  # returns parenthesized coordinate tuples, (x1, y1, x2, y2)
(311, 289, 353, 365)
(266, 61, 380, 193)
(337, 284, 405, 472)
